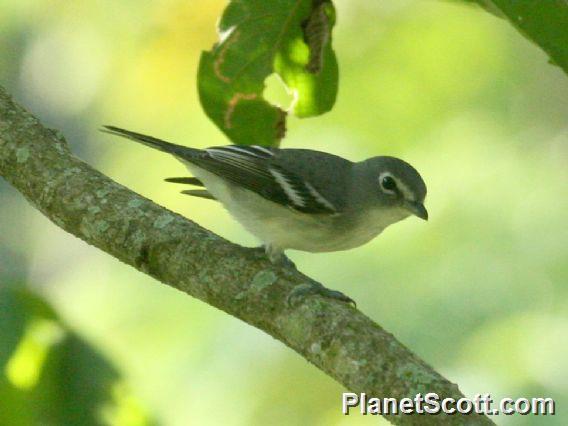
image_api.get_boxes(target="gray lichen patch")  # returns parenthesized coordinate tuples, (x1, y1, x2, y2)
(309, 342, 322, 355)
(128, 198, 145, 209)
(250, 269, 278, 291)
(78, 217, 110, 239)
(62, 167, 82, 178)
(128, 228, 147, 247)
(16, 146, 30, 163)
(94, 219, 110, 234)
(395, 362, 440, 396)
(235, 269, 278, 301)
(95, 187, 113, 199)
(153, 213, 174, 229)
(276, 310, 310, 346)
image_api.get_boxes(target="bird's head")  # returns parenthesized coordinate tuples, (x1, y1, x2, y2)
(357, 156, 428, 221)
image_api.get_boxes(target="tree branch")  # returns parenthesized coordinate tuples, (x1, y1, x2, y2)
(0, 86, 493, 425)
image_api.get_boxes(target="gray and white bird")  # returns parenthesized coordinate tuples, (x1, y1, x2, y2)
(102, 126, 428, 266)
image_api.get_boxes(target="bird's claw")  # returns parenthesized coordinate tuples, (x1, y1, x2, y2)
(286, 281, 356, 307)
(253, 245, 353, 306)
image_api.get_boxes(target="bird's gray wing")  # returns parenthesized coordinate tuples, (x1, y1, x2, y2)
(189, 145, 345, 214)
(272, 149, 353, 211)
(101, 126, 345, 214)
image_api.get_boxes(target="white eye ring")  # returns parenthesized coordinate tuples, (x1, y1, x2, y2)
(379, 173, 397, 194)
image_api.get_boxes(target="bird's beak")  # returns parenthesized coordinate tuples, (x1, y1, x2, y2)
(404, 201, 428, 221)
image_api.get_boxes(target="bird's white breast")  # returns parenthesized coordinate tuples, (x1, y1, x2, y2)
(185, 164, 408, 253)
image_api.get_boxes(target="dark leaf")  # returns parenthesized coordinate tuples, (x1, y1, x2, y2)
(0, 288, 154, 425)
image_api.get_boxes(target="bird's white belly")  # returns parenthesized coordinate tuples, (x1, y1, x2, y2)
(186, 165, 404, 253)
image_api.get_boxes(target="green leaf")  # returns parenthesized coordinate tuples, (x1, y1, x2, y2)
(198, 0, 339, 147)
(462, 0, 568, 75)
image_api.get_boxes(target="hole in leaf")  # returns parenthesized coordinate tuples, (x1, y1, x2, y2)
(263, 73, 296, 111)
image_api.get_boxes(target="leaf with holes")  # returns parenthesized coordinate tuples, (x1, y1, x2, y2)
(198, 0, 338, 147)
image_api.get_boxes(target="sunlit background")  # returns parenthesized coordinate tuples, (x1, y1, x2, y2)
(1, 1, 567, 425)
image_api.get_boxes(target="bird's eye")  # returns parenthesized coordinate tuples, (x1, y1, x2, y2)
(380, 175, 397, 193)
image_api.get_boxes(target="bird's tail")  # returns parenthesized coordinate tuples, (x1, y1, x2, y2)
(101, 125, 199, 160)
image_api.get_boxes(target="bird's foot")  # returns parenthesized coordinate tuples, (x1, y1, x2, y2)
(257, 245, 352, 306)
(286, 281, 356, 307)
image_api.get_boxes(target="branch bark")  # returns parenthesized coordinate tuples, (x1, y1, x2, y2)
(0, 86, 493, 425)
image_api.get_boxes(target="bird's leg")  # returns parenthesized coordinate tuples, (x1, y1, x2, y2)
(262, 245, 353, 305)
(264, 244, 296, 269)
(286, 280, 356, 307)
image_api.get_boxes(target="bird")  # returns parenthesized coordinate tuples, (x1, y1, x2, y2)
(102, 126, 428, 303)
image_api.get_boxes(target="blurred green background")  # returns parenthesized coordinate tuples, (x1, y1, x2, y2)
(1, 1, 567, 425)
